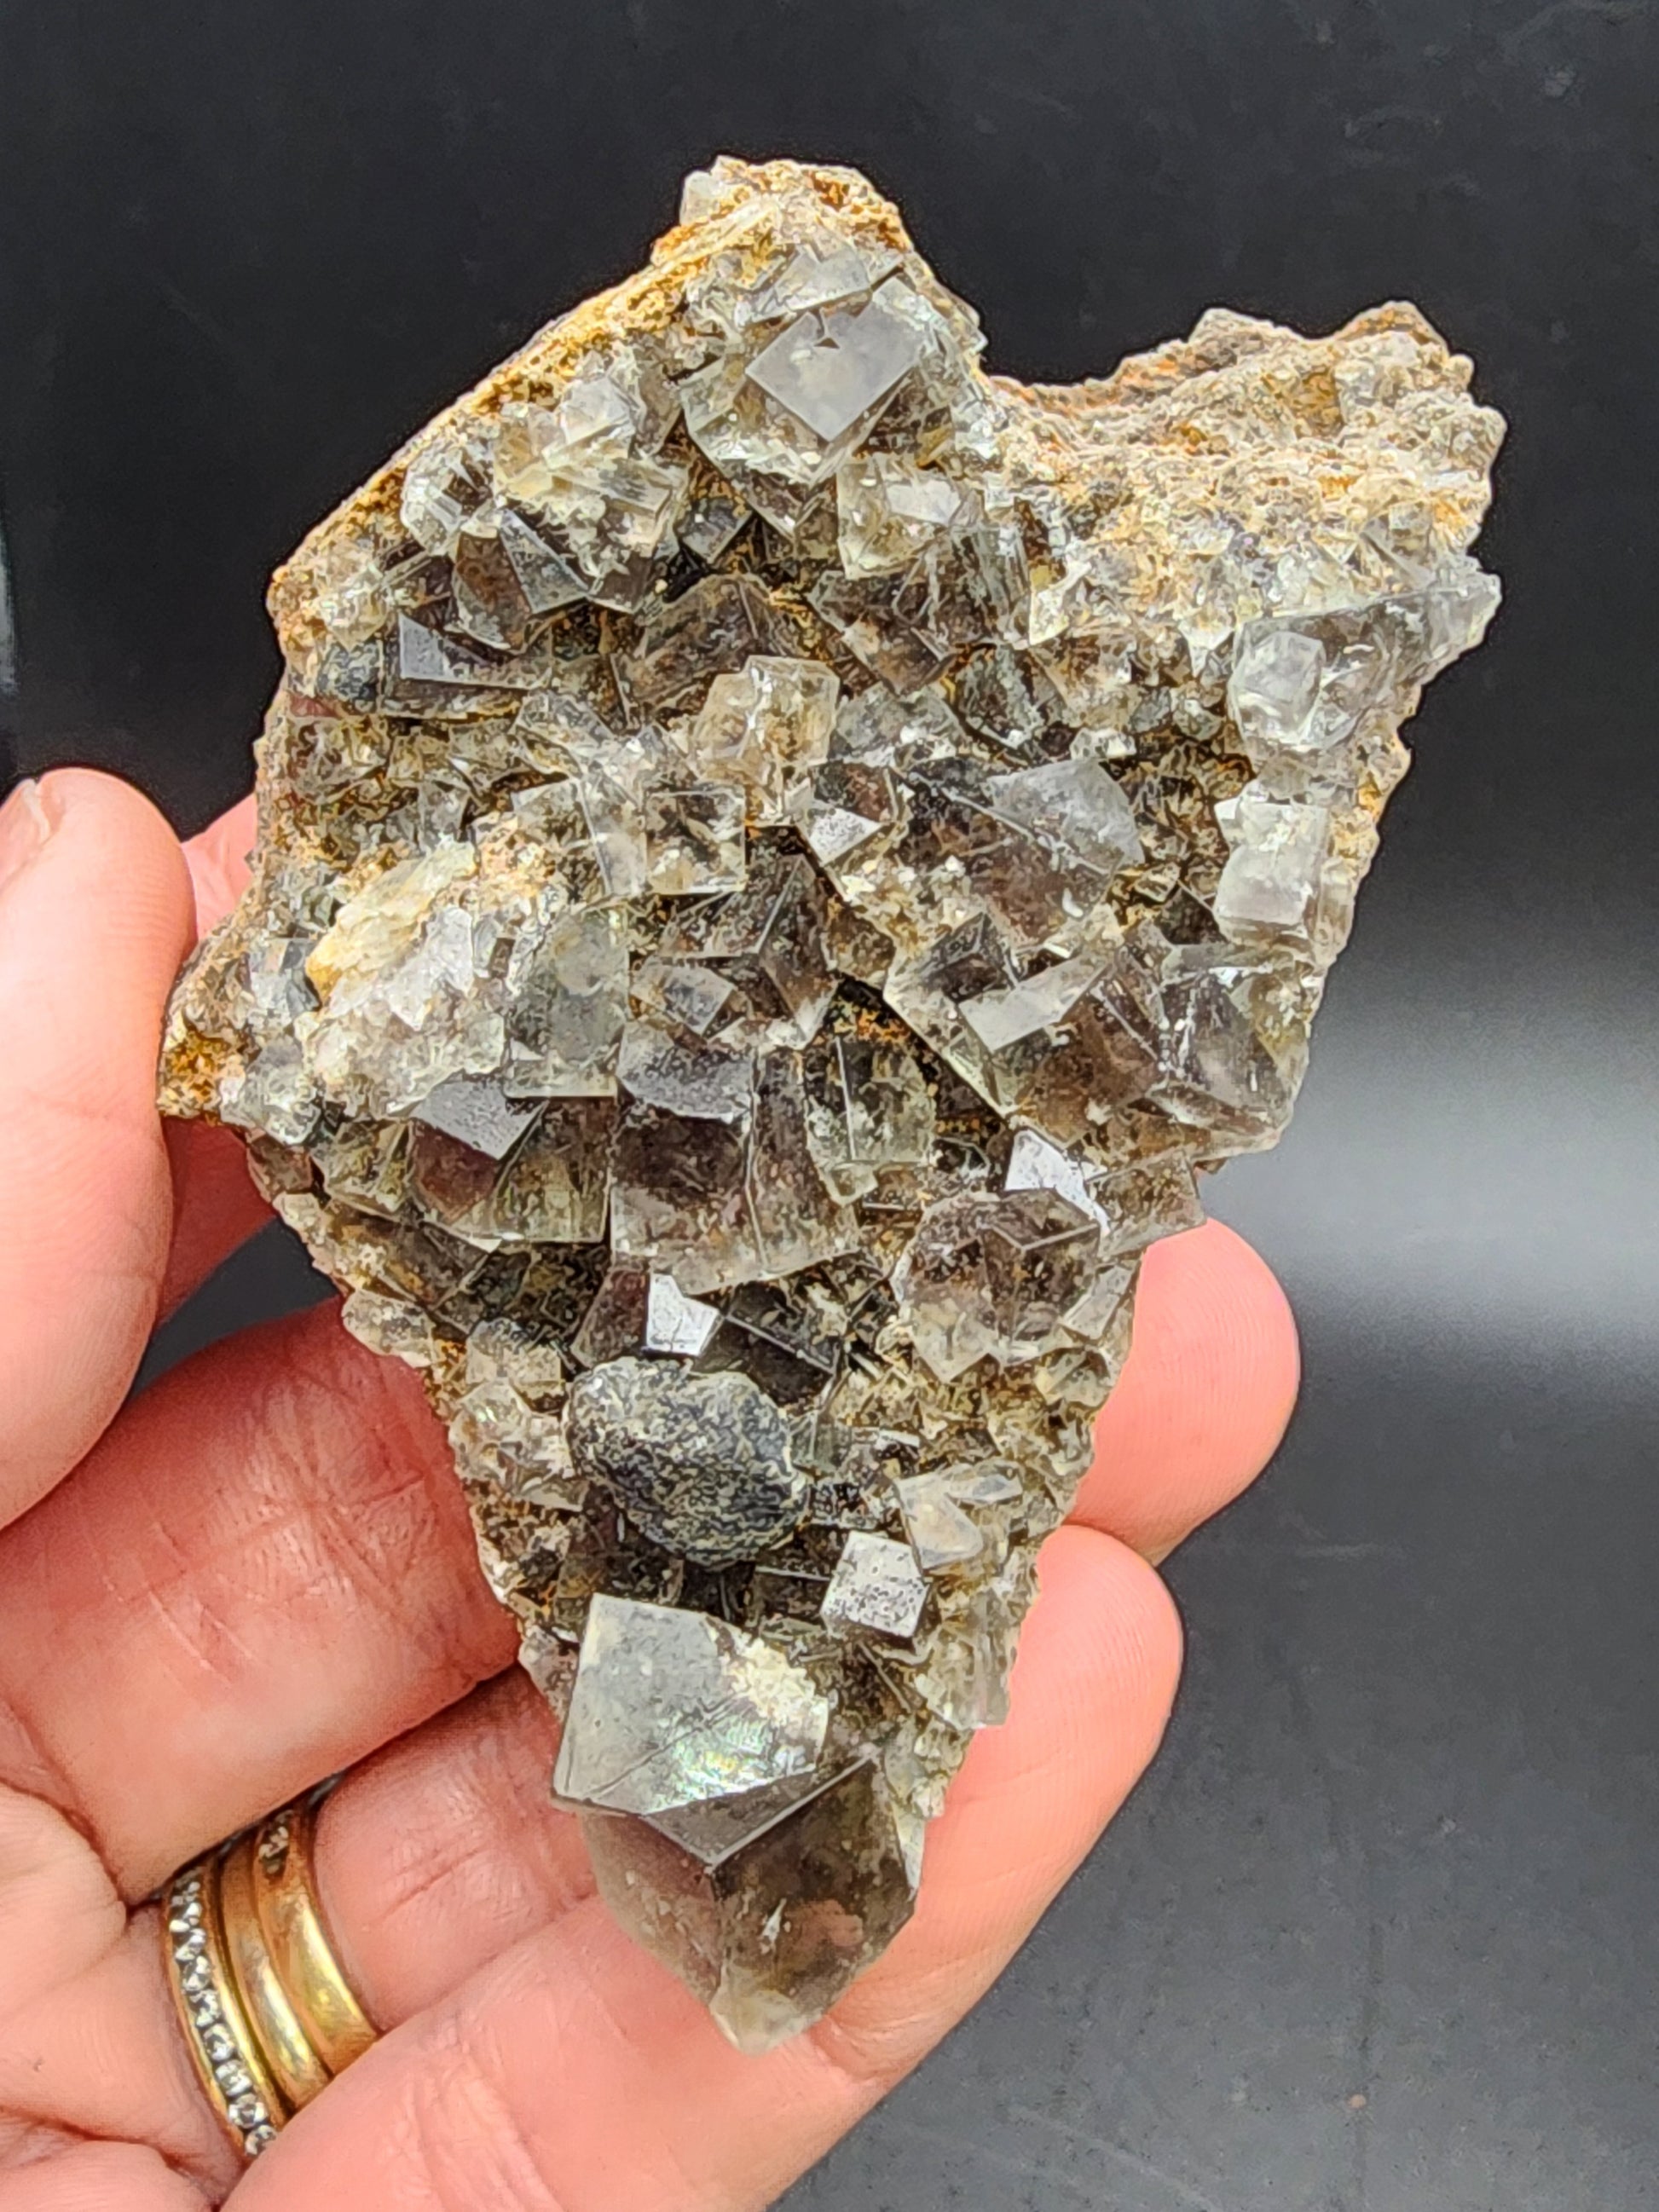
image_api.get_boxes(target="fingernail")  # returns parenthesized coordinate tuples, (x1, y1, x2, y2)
(0, 778, 54, 894)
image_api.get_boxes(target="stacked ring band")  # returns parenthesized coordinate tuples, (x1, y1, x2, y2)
(161, 1793, 376, 2160)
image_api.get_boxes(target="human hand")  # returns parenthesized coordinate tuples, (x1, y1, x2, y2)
(0, 767, 1298, 2209)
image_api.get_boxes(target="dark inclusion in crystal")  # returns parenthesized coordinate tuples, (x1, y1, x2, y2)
(158, 157, 1502, 2048)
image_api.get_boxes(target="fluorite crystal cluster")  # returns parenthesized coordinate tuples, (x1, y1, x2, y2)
(158, 159, 1501, 2050)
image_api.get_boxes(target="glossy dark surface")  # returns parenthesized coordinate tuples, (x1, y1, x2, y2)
(4, 3, 1656, 2203)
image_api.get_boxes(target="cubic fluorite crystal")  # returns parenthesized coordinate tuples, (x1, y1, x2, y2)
(157, 158, 1502, 2050)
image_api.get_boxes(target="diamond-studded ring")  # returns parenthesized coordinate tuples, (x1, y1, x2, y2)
(161, 1793, 376, 2161)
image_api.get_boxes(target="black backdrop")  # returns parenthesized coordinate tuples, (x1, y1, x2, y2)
(3, 5, 1657, 2206)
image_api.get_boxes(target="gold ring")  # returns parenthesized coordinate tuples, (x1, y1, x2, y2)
(161, 1793, 377, 2161)
(247, 1796, 377, 2076)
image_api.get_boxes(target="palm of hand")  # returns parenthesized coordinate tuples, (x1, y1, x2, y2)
(0, 771, 1297, 2210)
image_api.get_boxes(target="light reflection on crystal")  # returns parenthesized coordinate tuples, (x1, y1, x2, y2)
(554, 1594, 830, 1815)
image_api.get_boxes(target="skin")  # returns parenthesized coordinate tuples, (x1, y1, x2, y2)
(0, 768, 1300, 2210)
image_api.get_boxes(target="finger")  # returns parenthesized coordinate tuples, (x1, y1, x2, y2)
(159, 795, 271, 1319)
(157, 1121, 272, 1321)
(316, 1671, 579, 2025)
(0, 1302, 517, 1897)
(0, 2144, 206, 2211)
(0, 1222, 1285, 1891)
(4, 1530, 1176, 2194)
(0, 771, 196, 1527)
(0, 1791, 225, 2196)
(182, 793, 255, 938)
(1077, 1218, 1300, 1561)
(232, 1528, 1182, 2212)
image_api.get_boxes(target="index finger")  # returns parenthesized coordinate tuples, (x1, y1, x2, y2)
(159, 794, 274, 1318)
(182, 791, 256, 937)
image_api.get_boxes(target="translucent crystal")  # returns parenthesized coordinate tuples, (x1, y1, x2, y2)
(789, 758, 903, 878)
(245, 939, 317, 1027)
(579, 1757, 913, 2053)
(311, 538, 391, 648)
(915, 1580, 1016, 1733)
(744, 1050, 861, 1279)
(835, 673, 967, 762)
(955, 644, 1051, 750)
(393, 612, 543, 695)
(664, 847, 835, 1044)
(1226, 621, 1329, 762)
(986, 757, 1143, 886)
(495, 508, 587, 614)
(807, 566, 949, 696)
(882, 911, 1023, 1101)
(400, 425, 490, 555)
(569, 763, 650, 902)
(894, 1187, 1104, 1381)
(696, 1280, 839, 1405)
(957, 938, 1164, 1137)
(220, 1037, 319, 1147)
(802, 1032, 936, 1200)
(910, 515, 1030, 649)
(689, 656, 840, 819)
(679, 356, 830, 534)
(1213, 783, 1334, 945)
(629, 956, 741, 1038)
(882, 754, 1140, 958)
(412, 1073, 542, 1160)
(644, 782, 747, 896)
(448, 1376, 585, 1509)
(493, 398, 687, 612)
(570, 1262, 651, 1368)
(554, 1595, 830, 1814)
(1093, 1156, 1205, 1259)
(893, 1472, 984, 1574)
(679, 491, 750, 563)
(340, 1286, 439, 1369)
(504, 908, 627, 1100)
(835, 454, 963, 576)
(821, 1531, 930, 1642)
(647, 1272, 723, 1356)
(465, 1314, 566, 1403)
(313, 1118, 408, 1218)
(409, 1097, 613, 1246)
(616, 575, 785, 717)
(1226, 583, 1500, 794)
(750, 235, 899, 321)
(610, 1105, 751, 1291)
(1151, 944, 1297, 1153)
(616, 1023, 754, 1123)
(159, 159, 1500, 2050)
(744, 286, 922, 443)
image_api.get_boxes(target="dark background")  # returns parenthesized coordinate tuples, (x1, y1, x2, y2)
(3, 3, 1656, 2206)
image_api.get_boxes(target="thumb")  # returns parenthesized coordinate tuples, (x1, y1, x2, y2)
(0, 770, 195, 1525)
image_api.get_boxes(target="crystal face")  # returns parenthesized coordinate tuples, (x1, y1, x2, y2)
(157, 157, 1502, 2052)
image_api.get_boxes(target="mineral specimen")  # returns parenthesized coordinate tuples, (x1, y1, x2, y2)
(157, 157, 1502, 2050)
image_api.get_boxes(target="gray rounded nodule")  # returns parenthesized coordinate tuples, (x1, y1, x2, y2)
(566, 1355, 808, 1567)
